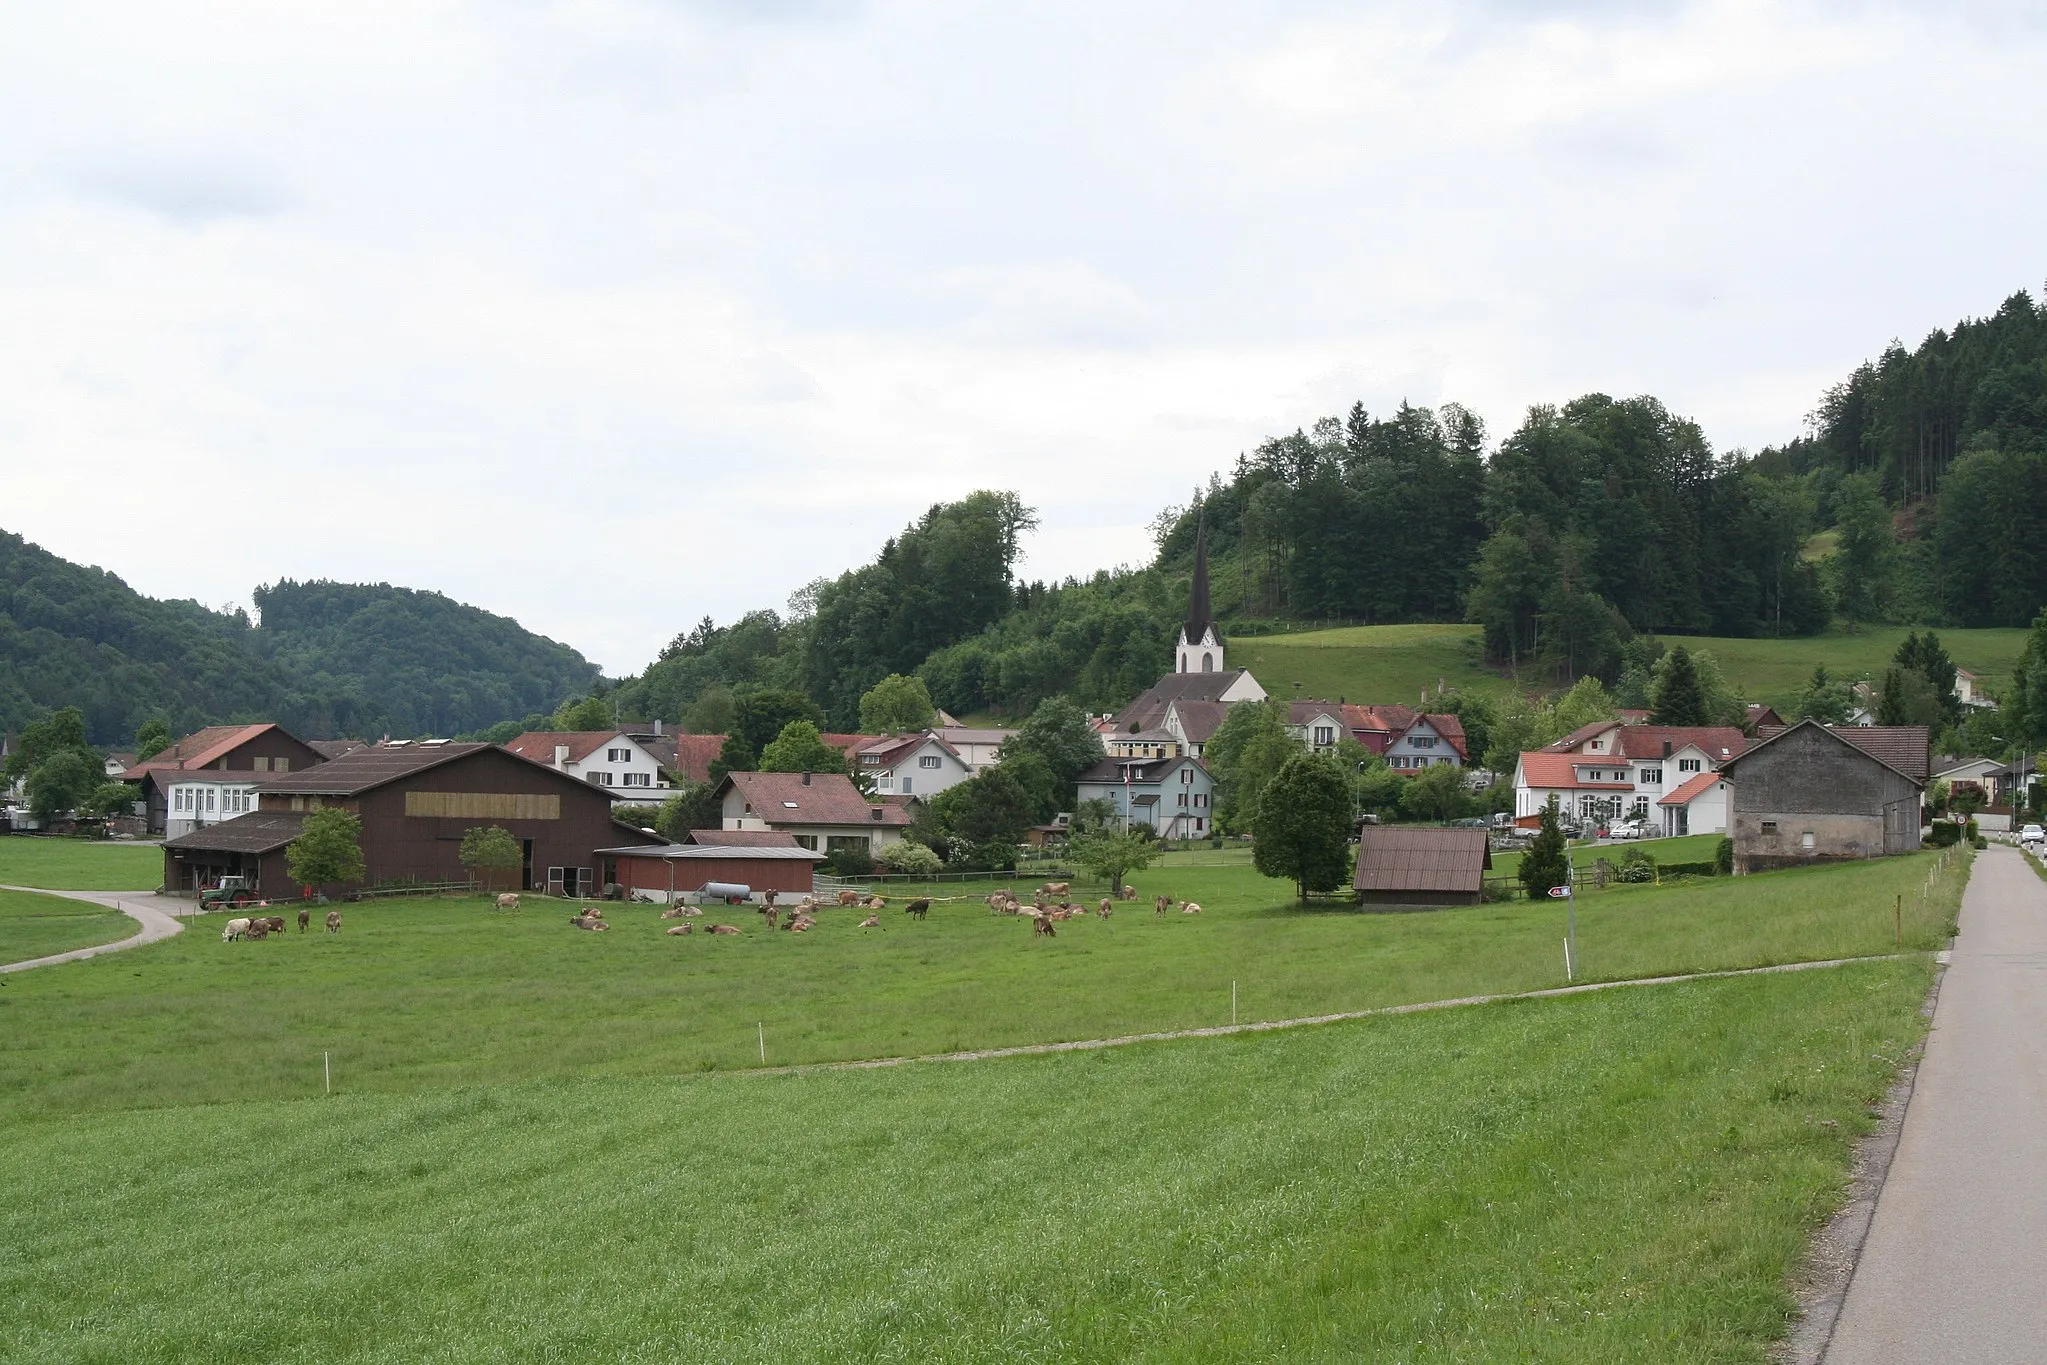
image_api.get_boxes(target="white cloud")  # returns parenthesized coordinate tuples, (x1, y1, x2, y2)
(1, 0, 2042, 674)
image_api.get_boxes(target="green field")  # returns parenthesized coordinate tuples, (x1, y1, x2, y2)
(1, 957, 1930, 1363)
(0, 836, 163, 891)
(0, 887, 137, 963)
(1239, 622, 2027, 712)
(1488, 832, 1726, 882)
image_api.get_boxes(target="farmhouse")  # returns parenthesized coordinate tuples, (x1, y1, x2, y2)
(594, 839, 825, 904)
(1515, 723, 1749, 833)
(123, 723, 328, 836)
(1718, 720, 1927, 872)
(159, 741, 660, 898)
(1334, 703, 1468, 769)
(1074, 754, 1216, 838)
(851, 731, 972, 798)
(503, 730, 672, 796)
(1352, 826, 1491, 908)
(716, 770, 913, 854)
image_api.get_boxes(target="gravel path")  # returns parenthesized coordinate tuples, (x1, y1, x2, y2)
(0, 886, 186, 974)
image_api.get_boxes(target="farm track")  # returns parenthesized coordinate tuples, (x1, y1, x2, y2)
(0, 887, 182, 973)
(753, 951, 1926, 1077)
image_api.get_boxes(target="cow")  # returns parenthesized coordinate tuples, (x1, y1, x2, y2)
(246, 923, 270, 940)
(659, 906, 689, 920)
(570, 913, 608, 931)
(666, 923, 693, 936)
(788, 918, 815, 933)
(863, 895, 886, 910)
(761, 905, 781, 931)
(763, 888, 778, 909)
(1032, 914, 1056, 937)
(679, 905, 703, 918)
(903, 899, 930, 920)
(837, 890, 861, 906)
(496, 893, 520, 911)
(326, 910, 342, 933)
(222, 917, 252, 942)
(1155, 894, 1172, 918)
(1120, 884, 1138, 901)
(1181, 901, 1202, 914)
(857, 913, 880, 929)
(256, 915, 286, 934)
(706, 923, 741, 935)
(1098, 899, 1113, 919)
(1039, 882, 1069, 897)
(297, 907, 311, 933)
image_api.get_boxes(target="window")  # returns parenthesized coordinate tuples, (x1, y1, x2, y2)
(1640, 767, 1662, 784)
(826, 835, 870, 854)
(274, 758, 289, 773)
(919, 755, 940, 769)
(1678, 758, 1702, 773)
(205, 789, 215, 810)
(608, 748, 629, 763)
(598, 772, 614, 786)
(1177, 793, 1188, 807)
(901, 778, 913, 794)
(793, 835, 818, 850)
(1761, 820, 1779, 836)
(252, 757, 269, 772)
(1802, 831, 1816, 850)
(1412, 736, 1436, 749)
(1182, 768, 1194, 784)
(1195, 818, 1204, 832)
(1314, 725, 1334, 747)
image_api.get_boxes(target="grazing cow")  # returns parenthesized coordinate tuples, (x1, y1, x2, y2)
(837, 890, 861, 906)
(666, 924, 693, 936)
(246, 923, 270, 940)
(256, 915, 287, 935)
(1032, 914, 1056, 937)
(222, 916, 252, 942)
(1098, 899, 1113, 919)
(1155, 895, 1172, 918)
(761, 905, 781, 931)
(496, 893, 520, 911)
(706, 923, 741, 935)
(1120, 885, 1137, 901)
(857, 913, 880, 928)
(326, 910, 342, 933)
(903, 899, 930, 920)
(297, 907, 311, 932)
(1181, 901, 1202, 914)
(1040, 882, 1069, 897)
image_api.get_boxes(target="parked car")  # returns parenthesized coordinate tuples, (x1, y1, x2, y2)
(1606, 820, 1648, 841)
(2021, 823, 2044, 845)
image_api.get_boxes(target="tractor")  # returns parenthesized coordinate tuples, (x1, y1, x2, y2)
(199, 876, 255, 911)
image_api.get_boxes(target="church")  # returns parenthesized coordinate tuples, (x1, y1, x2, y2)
(1106, 522, 1267, 757)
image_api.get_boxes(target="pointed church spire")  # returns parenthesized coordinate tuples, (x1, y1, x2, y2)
(1184, 516, 1213, 644)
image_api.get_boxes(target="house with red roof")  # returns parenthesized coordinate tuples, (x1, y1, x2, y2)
(122, 723, 327, 837)
(715, 770, 914, 856)
(502, 730, 671, 798)
(1514, 721, 1750, 835)
(1283, 700, 1469, 770)
(849, 731, 972, 798)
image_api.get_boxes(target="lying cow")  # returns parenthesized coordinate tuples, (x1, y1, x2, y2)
(858, 913, 880, 929)
(705, 923, 741, 935)
(569, 913, 609, 932)
(666, 924, 693, 936)
(1181, 901, 1202, 914)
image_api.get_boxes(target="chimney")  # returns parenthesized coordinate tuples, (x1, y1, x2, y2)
(653, 718, 663, 737)
(1662, 740, 1672, 759)
(801, 771, 812, 785)
(554, 744, 570, 767)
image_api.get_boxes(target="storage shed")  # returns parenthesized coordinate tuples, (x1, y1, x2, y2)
(1352, 827, 1492, 909)
(1719, 720, 1926, 873)
(596, 841, 826, 903)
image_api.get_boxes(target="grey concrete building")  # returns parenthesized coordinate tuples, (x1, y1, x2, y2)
(1718, 720, 1927, 873)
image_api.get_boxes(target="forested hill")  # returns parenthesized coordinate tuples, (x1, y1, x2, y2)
(0, 532, 600, 744)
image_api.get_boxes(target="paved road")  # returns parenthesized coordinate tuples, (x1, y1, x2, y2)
(1827, 845, 2047, 1363)
(0, 886, 186, 974)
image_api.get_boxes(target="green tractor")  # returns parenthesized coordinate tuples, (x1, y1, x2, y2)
(199, 876, 255, 911)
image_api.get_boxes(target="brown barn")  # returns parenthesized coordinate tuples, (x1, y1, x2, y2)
(1352, 827, 1492, 909)
(597, 838, 826, 903)
(1722, 721, 1927, 873)
(161, 741, 660, 898)
(124, 723, 328, 835)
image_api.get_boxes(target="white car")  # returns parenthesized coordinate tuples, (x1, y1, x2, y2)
(2021, 824, 2044, 846)
(1606, 821, 1648, 841)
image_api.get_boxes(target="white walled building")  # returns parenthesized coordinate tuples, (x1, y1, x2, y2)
(852, 732, 973, 798)
(1513, 723, 1750, 836)
(503, 731, 672, 798)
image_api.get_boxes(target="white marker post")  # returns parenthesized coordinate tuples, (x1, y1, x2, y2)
(324, 1051, 330, 1095)
(758, 1022, 765, 1065)
(1231, 980, 1237, 1027)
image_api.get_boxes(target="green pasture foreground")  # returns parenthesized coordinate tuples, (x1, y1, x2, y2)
(0, 836, 161, 891)
(0, 888, 136, 964)
(1, 958, 1933, 1362)
(1236, 622, 2025, 711)
(0, 852, 1965, 1120)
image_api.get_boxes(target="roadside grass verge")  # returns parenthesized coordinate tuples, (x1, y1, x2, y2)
(0, 888, 137, 963)
(0, 850, 1967, 1120)
(0, 837, 162, 891)
(0, 957, 1932, 1363)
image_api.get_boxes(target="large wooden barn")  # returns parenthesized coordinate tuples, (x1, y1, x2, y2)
(161, 742, 661, 897)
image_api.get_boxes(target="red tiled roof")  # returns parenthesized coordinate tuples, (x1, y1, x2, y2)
(1352, 827, 1491, 893)
(502, 731, 622, 765)
(1546, 723, 1748, 763)
(1657, 771, 1723, 806)
(670, 734, 727, 785)
(721, 771, 914, 827)
(1518, 752, 1635, 790)
(685, 829, 801, 847)
(819, 733, 881, 755)
(1342, 703, 1417, 734)
(1395, 713, 1469, 760)
(122, 723, 277, 778)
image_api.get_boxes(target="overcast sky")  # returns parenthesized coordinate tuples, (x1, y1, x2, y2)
(3, 1, 2042, 674)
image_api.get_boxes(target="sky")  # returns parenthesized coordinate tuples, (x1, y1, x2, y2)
(3, 0, 2043, 675)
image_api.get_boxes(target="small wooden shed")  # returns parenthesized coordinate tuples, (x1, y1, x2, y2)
(1352, 827, 1492, 909)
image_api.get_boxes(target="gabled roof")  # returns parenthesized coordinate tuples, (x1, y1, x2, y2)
(1657, 771, 1724, 807)
(719, 770, 914, 826)
(502, 731, 631, 766)
(935, 726, 1016, 747)
(1165, 699, 1231, 744)
(309, 739, 369, 761)
(1352, 827, 1491, 893)
(1728, 720, 1929, 787)
(670, 734, 727, 785)
(1076, 754, 1208, 786)
(854, 732, 964, 770)
(1115, 671, 1260, 730)
(256, 742, 497, 795)
(122, 723, 283, 779)
(686, 829, 802, 847)
(1395, 713, 1469, 759)
(1287, 700, 1348, 725)
(1517, 752, 1634, 790)
(160, 810, 307, 854)
(1544, 723, 1748, 764)
(1343, 703, 1417, 734)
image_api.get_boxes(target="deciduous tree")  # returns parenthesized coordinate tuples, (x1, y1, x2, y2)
(858, 674, 937, 733)
(458, 825, 522, 891)
(1252, 752, 1354, 901)
(286, 809, 366, 890)
(757, 720, 849, 774)
(1068, 826, 1159, 896)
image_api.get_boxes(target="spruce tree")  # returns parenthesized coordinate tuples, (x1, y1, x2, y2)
(1650, 645, 1708, 726)
(1519, 797, 1571, 900)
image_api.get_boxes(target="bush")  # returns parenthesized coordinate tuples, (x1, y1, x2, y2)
(1614, 848, 1657, 884)
(1656, 860, 1720, 879)
(1964, 817, 1980, 843)
(823, 846, 874, 878)
(875, 840, 942, 876)
(1927, 820, 1961, 848)
(1715, 838, 1734, 875)
(1972, 836, 1989, 850)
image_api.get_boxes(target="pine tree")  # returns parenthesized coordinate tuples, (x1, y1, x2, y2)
(1650, 645, 1708, 725)
(1519, 797, 1571, 900)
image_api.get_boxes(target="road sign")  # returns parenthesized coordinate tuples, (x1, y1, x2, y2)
(1546, 884, 1572, 898)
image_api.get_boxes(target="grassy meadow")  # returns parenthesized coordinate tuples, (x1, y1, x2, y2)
(1488, 831, 1727, 882)
(0, 836, 163, 891)
(0, 887, 137, 963)
(1235, 622, 2026, 712)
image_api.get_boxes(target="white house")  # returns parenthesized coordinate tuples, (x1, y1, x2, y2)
(503, 731, 672, 798)
(1075, 754, 1217, 839)
(715, 770, 913, 854)
(1384, 713, 1467, 771)
(1956, 669, 1993, 710)
(1514, 723, 1750, 835)
(851, 732, 972, 798)
(934, 726, 1015, 775)
(164, 773, 265, 839)
(1286, 702, 1350, 755)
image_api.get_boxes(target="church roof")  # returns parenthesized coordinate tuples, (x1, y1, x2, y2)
(1114, 671, 1257, 733)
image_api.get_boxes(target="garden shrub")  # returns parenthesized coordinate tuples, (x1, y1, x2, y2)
(1927, 821, 1961, 848)
(1715, 837, 1734, 875)
(1615, 848, 1657, 884)
(875, 841, 942, 876)
(824, 846, 875, 878)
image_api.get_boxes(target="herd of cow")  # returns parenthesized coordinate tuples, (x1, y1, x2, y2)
(221, 908, 341, 940)
(982, 882, 1203, 936)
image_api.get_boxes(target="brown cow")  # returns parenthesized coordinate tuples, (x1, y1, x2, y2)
(1120, 884, 1137, 901)
(1039, 882, 1069, 897)
(246, 923, 270, 940)
(837, 890, 861, 906)
(863, 895, 886, 910)
(570, 913, 609, 931)
(1032, 914, 1056, 937)
(788, 918, 814, 933)
(1154, 894, 1172, 918)
(857, 913, 880, 928)
(659, 906, 689, 920)
(253, 915, 286, 934)
(297, 907, 311, 932)
(1098, 898, 1113, 919)
(903, 899, 930, 920)
(496, 893, 521, 911)
(666, 923, 693, 936)
(761, 905, 781, 931)
(325, 910, 342, 933)
(706, 923, 741, 935)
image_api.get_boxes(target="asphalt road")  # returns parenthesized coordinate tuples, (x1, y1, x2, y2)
(1826, 845, 2047, 1363)
(0, 886, 185, 973)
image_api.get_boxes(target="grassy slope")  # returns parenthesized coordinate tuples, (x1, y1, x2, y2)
(0, 888, 136, 963)
(1237, 623, 2027, 712)
(0, 852, 1966, 1121)
(1, 958, 1932, 1363)
(1488, 832, 1726, 881)
(0, 837, 163, 891)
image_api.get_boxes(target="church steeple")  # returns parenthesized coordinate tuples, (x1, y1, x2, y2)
(1176, 517, 1223, 674)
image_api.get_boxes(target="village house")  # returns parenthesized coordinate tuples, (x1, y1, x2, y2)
(934, 725, 1015, 775)
(1352, 827, 1491, 909)
(1074, 754, 1216, 839)
(1338, 704, 1469, 769)
(1932, 754, 2008, 807)
(715, 769, 913, 855)
(503, 730, 672, 797)
(1719, 720, 1928, 872)
(1956, 668, 1993, 709)
(160, 741, 659, 898)
(1105, 727, 1181, 760)
(851, 731, 972, 798)
(1513, 722, 1750, 834)
(123, 723, 329, 837)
